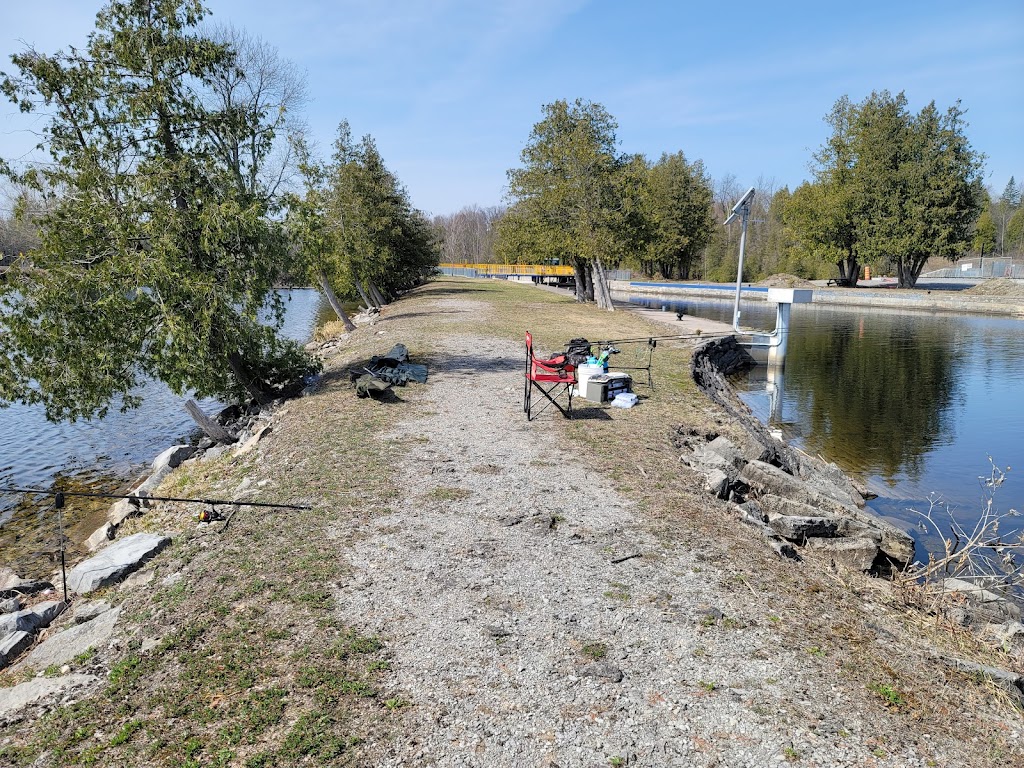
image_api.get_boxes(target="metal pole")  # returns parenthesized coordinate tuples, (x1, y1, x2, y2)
(55, 492, 68, 603)
(732, 203, 750, 333)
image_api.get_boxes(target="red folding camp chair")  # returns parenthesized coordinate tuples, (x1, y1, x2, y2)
(524, 331, 576, 421)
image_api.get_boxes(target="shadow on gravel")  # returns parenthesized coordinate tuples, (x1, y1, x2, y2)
(418, 286, 492, 296)
(426, 352, 520, 375)
(379, 310, 465, 322)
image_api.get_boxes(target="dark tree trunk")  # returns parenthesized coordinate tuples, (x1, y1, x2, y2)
(572, 257, 587, 302)
(896, 257, 926, 289)
(837, 255, 860, 287)
(592, 257, 615, 311)
(369, 282, 388, 307)
(228, 352, 272, 406)
(355, 281, 374, 311)
(318, 271, 356, 332)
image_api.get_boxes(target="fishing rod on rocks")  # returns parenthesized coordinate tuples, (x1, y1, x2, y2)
(0, 486, 311, 521)
(0, 488, 311, 602)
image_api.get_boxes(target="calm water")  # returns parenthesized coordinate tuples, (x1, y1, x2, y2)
(0, 289, 332, 576)
(631, 294, 1024, 560)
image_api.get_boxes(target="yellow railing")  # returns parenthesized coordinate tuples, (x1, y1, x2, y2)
(439, 262, 575, 277)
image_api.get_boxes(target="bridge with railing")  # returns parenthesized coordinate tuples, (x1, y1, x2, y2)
(438, 262, 575, 278)
(436, 263, 633, 284)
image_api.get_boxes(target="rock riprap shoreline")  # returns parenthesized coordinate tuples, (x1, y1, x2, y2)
(0, 402, 277, 677)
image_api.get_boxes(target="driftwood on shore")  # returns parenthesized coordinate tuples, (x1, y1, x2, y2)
(184, 399, 236, 443)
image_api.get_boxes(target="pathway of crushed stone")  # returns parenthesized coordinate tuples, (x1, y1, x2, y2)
(335, 308, 943, 768)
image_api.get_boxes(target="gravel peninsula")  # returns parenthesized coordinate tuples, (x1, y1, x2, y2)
(1, 277, 1021, 767)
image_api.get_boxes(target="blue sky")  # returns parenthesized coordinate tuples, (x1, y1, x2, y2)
(1, 0, 1021, 216)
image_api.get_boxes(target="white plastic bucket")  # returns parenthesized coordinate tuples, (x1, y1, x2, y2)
(575, 363, 604, 395)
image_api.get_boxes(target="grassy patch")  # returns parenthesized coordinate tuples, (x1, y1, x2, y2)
(581, 642, 609, 661)
(427, 486, 471, 502)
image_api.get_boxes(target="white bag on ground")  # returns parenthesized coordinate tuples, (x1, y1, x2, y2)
(611, 392, 638, 408)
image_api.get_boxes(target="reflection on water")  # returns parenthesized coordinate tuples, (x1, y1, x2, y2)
(0, 289, 329, 577)
(630, 294, 1024, 557)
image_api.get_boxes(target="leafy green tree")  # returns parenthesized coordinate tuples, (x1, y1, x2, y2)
(499, 98, 625, 309)
(785, 97, 863, 285)
(855, 94, 983, 287)
(1007, 206, 1024, 257)
(643, 152, 714, 279)
(287, 136, 357, 331)
(794, 91, 984, 288)
(997, 177, 1021, 255)
(289, 122, 437, 320)
(328, 125, 437, 303)
(0, 0, 317, 420)
(972, 208, 997, 256)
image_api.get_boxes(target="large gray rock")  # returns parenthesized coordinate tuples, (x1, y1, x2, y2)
(66, 533, 171, 594)
(131, 465, 174, 507)
(703, 468, 731, 499)
(73, 600, 112, 625)
(0, 597, 20, 615)
(85, 522, 115, 552)
(0, 580, 55, 599)
(739, 461, 914, 564)
(152, 444, 196, 472)
(768, 515, 840, 541)
(0, 631, 33, 668)
(706, 436, 746, 470)
(943, 578, 1022, 622)
(107, 498, 142, 527)
(740, 461, 851, 514)
(21, 607, 121, 670)
(0, 610, 39, 635)
(806, 537, 879, 572)
(0, 569, 21, 590)
(0, 674, 99, 720)
(28, 600, 67, 629)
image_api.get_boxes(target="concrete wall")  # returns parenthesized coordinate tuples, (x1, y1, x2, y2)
(612, 281, 1024, 318)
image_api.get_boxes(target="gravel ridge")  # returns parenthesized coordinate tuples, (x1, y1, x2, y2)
(333, 301, 973, 767)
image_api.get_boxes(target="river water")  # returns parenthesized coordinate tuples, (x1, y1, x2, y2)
(631, 294, 1024, 563)
(0, 289, 332, 577)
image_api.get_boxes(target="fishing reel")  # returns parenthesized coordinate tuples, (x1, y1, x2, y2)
(198, 505, 226, 523)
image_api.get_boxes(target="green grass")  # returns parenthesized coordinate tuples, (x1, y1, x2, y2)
(581, 642, 609, 661)
(427, 486, 471, 502)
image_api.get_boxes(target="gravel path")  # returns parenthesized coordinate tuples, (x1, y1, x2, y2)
(335, 303, 956, 768)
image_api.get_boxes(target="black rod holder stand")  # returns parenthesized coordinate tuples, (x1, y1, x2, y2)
(55, 492, 68, 604)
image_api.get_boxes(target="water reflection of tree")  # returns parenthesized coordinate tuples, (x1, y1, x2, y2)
(789, 314, 961, 483)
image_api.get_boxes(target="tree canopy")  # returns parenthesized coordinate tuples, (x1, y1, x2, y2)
(497, 99, 716, 306)
(498, 98, 626, 308)
(0, 0, 317, 420)
(641, 152, 714, 280)
(785, 91, 984, 288)
(288, 121, 437, 321)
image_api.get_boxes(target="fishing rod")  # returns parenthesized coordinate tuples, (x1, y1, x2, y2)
(586, 332, 711, 346)
(0, 486, 311, 512)
(1, 487, 309, 602)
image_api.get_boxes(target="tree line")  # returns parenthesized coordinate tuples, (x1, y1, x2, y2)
(0, 0, 1004, 420)
(0, 0, 437, 422)
(433, 92, 998, 297)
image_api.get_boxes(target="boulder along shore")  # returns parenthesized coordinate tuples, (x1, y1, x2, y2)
(0, 277, 1021, 767)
